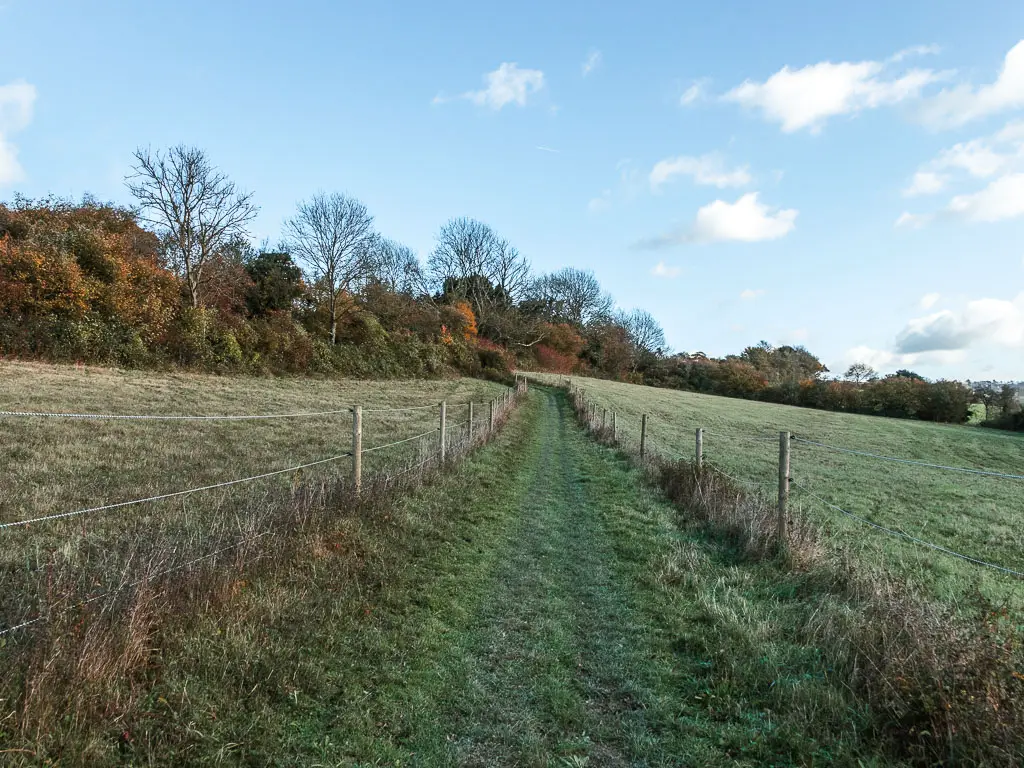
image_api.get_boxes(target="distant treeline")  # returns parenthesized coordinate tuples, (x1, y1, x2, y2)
(639, 348, 977, 424)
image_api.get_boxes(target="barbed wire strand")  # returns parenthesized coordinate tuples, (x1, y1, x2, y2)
(790, 479, 1024, 578)
(0, 452, 353, 530)
(793, 438, 1024, 481)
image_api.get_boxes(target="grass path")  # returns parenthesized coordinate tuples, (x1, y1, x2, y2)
(406, 389, 676, 764)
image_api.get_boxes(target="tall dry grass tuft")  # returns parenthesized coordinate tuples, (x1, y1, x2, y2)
(0, 386, 525, 761)
(562, 379, 1024, 765)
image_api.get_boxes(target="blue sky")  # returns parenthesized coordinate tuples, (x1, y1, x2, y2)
(2, 0, 1023, 379)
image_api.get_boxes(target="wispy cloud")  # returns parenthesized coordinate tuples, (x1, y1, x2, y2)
(650, 152, 751, 190)
(680, 80, 707, 106)
(919, 40, 1024, 128)
(740, 288, 765, 300)
(651, 261, 682, 278)
(888, 43, 941, 64)
(587, 190, 612, 214)
(723, 48, 946, 133)
(436, 63, 545, 110)
(582, 49, 602, 77)
(895, 211, 931, 229)
(536, 145, 560, 153)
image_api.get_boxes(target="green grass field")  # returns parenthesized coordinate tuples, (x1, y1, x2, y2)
(532, 373, 1024, 608)
(0, 360, 507, 525)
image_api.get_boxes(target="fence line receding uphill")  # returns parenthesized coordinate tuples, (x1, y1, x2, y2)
(0, 377, 532, 635)
(553, 376, 1023, 583)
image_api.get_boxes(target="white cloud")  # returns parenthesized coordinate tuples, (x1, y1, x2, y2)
(650, 261, 682, 278)
(650, 153, 751, 190)
(920, 292, 941, 309)
(947, 173, 1024, 222)
(680, 80, 706, 105)
(723, 54, 942, 133)
(638, 192, 797, 248)
(442, 63, 545, 110)
(895, 211, 930, 229)
(739, 288, 765, 300)
(936, 139, 1009, 177)
(536, 145, 560, 153)
(895, 294, 1024, 353)
(582, 50, 602, 77)
(903, 171, 947, 197)
(0, 80, 36, 186)
(919, 40, 1024, 128)
(691, 193, 797, 243)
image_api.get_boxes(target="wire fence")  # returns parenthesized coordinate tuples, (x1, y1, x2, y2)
(0, 379, 531, 635)
(555, 376, 1024, 583)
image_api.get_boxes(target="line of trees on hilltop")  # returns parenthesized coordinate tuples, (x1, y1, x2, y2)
(638, 344, 978, 424)
(0, 144, 666, 380)
(1, 143, 1007, 428)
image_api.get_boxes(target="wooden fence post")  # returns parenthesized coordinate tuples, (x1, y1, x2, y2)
(695, 427, 703, 468)
(489, 399, 495, 432)
(352, 406, 362, 495)
(612, 412, 617, 441)
(440, 401, 447, 463)
(640, 414, 648, 459)
(468, 401, 474, 441)
(602, 408, 607, 431)
(778, 431, 790, 549)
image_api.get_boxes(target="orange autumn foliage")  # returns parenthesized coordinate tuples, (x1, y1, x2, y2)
(0, 198, 180, 341)
(450, 300, 478, 341)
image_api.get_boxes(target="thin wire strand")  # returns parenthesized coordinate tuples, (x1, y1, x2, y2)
(0, 408, 353, 421)
(704, 429, 779, 444)
(791, 479, 1024, 578)
(0, 453, 353, 529)
(0, 530, 276, 635)
(705, 460, 774, 493)
(0, 400, 479, 421)
(362, 428, 440, 454)
(793, 438, 1024, 480)
(361, 404, 441, 413)
(385, 450, 442, 482)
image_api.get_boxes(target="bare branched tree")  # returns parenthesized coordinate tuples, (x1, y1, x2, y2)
(365, 237, 423, 294)
(286, 192, 375, 344)
(126, 145, 258, 308)
(428, 217, 500, 289)
(533, 267, 614, 326)
(428, 217, 532, 334)
(621, 308, 667, 356)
